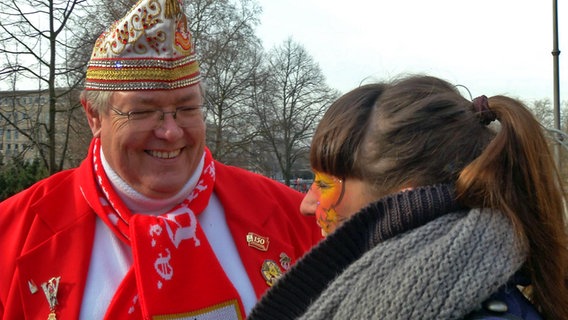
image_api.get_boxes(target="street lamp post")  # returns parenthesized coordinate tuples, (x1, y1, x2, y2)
(552, 0, 562, 167)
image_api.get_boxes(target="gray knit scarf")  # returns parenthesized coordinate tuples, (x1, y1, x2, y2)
(248, 184, 527, 320)
(300, 209, 526, 320)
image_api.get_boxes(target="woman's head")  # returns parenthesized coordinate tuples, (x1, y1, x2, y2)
(304, 76, 495, 233)
(307, 74, 568, 318)
(308, 75, 497, 206)
(357, 75, 495, 196)
(303, 84, 385, 235)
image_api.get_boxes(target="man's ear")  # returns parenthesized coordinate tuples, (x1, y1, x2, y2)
(81, 96, 102, 137)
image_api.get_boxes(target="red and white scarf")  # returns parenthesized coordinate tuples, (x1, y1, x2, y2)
(89, 138, 245, 319)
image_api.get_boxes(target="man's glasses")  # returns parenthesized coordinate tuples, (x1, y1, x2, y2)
(109, 105, 203, 130)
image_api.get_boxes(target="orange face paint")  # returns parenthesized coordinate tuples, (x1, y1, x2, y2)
(311, 171, 344, 236)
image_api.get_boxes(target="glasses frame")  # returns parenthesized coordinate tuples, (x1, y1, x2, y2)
(108, 104, 204, 128)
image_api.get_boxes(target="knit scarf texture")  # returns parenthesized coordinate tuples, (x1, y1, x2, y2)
(248, 184, 527, 320)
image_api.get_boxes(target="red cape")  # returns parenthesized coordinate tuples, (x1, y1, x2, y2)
(0, 153, 321, 319)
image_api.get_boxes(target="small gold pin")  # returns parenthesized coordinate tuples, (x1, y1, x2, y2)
(28, 279, 38, 294)
(41, 276, 61, 320)
(246, 232, 269, 251)
(260, 260, 283, 287)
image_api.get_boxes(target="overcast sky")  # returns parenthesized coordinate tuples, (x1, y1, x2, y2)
(256, 0, 567, 103)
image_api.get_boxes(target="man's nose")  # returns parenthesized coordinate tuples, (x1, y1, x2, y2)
(154, 111, 183, 139)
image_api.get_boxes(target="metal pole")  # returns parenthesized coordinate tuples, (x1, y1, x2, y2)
(552, 0, 561, 167)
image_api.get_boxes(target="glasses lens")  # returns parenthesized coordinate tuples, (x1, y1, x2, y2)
(175, 107, 202, 127)
(128, 110, 159, 121)
(124, 110, 159, 130)
(122, 107, 203, 131)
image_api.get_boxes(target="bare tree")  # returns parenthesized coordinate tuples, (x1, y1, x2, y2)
(529, 98, 568, 182)
(252, 38, 339, 184)
(0, 0, 93, 173)
(530, 98, 567, 142)
(184, 0, 265, 165)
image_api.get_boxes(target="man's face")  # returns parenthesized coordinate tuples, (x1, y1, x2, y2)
(96, 84, 206, 199)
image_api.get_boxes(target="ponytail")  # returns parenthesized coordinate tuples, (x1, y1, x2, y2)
(456, 95, 568, 319)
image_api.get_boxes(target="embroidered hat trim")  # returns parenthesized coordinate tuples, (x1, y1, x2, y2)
(85, 57, 200, 91)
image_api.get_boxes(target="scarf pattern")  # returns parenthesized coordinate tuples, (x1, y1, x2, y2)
(88, 138, 245, 319)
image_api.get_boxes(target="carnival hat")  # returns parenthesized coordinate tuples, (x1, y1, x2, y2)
(85, 0, 200, 91)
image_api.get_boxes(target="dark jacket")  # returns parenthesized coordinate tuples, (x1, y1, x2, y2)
(467, 277, 543, 320)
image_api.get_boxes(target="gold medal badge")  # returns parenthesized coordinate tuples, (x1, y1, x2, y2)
(260, 260, 283, 287)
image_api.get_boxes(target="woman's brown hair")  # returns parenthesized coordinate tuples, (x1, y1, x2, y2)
(356, 75, 568, 319)
(310, 83, 386, 179)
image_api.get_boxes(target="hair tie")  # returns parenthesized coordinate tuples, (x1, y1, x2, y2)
(472, 95, 496, 125)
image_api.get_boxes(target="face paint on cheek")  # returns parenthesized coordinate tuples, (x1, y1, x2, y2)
(315, 206, 338, 236)
(312, 172, 344, 236)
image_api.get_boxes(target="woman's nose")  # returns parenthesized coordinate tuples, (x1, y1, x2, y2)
(300, 190, 318, 216)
